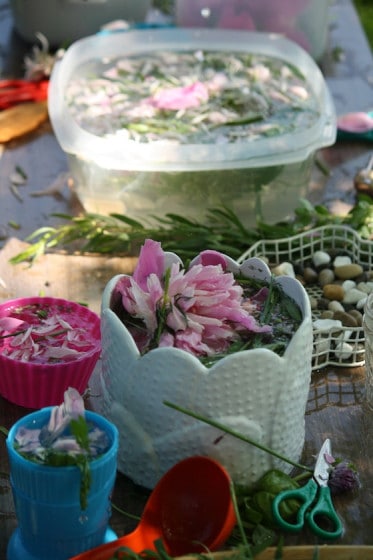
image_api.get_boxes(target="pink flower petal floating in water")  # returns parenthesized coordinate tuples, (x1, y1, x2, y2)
(0, 316, 24, 333)
(43, 387, 85, 446)
(16, 388, 109, 458)
(0, 305, 98, 364)
(337, 112, 373, 133)
(150, 81, 209, 111)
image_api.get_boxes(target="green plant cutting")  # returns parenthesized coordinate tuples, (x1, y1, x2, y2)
(10, 387, 110, 510)
(103, 402, 360, 560)
(8, 196, 373, 265)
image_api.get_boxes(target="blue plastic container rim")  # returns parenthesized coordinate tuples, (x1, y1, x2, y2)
(6, 407, 119, 474)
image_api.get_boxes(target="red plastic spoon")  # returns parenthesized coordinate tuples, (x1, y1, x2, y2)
(70, 455, 236, 560)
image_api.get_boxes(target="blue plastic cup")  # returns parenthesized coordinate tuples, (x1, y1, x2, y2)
(6, 407, 119, 560)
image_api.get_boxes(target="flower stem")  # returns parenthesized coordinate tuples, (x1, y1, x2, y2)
(0, 426, 9, 437)
(163, 401, 313, 473)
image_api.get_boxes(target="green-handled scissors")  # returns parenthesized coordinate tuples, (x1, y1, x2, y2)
(272, 439, 344, 540)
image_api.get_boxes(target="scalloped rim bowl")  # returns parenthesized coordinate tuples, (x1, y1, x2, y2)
(94, 256, 313, 489)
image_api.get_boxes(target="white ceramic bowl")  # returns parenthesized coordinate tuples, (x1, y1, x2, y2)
(93, 255, 313, 489)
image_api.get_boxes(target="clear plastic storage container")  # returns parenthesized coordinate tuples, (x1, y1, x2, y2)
(48, 28, 336, 227)
(175, 0, 330, 61)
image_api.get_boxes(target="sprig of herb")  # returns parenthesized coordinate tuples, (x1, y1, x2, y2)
(9, 196, 373, 265)
(163, 401, 313, 473)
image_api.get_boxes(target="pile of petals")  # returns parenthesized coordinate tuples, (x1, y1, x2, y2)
(15, 387, 109, 463)
(113, 239, 272, 357)
(0, 306, 95, 364)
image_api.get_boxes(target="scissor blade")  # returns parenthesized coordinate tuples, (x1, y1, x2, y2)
(313, 438, 332, 488)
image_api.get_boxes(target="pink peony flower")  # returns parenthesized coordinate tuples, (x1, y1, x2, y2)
(116, 239, 272, 357)
(150, 81, 209, 111)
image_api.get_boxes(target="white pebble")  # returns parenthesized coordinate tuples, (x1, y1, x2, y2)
(342, 279, 356, 292)
(357, 282, 371, 294)
(365, 281, 373, 293)
(312, 250, 331, 268)
(313, 319, 343, 332)
(343, 288, 367, 304)
(357, 296, 368, 310)
(313, 336, 330, 356)
(335, 329, 353, 342)
(334, 341, 353, 360)
(272, 262, 295, 277)
(334, 255, 352, 267)
(328, 300, 345, 312)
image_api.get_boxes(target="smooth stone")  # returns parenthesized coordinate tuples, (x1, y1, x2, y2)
(335, 329, 353, 342)
(332, 310, 358, 328)
(355, 271, 368, 283)
(342, 279, 356, 292)
(303, 267, 318, 284)
(272, 262, 295, 277)
(293, 262, 304, 276)
(313, 337, 330, 361)
(333, 255, 352, 267)
(295, 274, 306, 286)
(357, 296, 368, 310)
(356, 281, 373, 294)
(355, 282, 369, 293)
(334, 341, 353, 360)
(321, 310, 334, 319)
(343, 288, 367, 304)
(317, 297, 331, 310)
(348, 309, 363, 326)
(328, 300, 345, 313)
(318, 268, 335, 286)
(334, 263, 364, 280)
(313, 318, 343, 332)
(309, 296, 318, 310)
(323, 284, 344, 301)
(312, 250, 331, 268)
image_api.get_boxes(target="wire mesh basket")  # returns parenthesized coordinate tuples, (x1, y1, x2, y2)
(239, 225, 373, 370)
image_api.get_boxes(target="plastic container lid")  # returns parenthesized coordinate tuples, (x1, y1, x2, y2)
(48, 28, 336, 172)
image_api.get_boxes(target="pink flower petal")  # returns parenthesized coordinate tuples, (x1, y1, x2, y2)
(150, 82, 209, 111)
(133, 239, 165, 289)
(194, 250, 228, 269)
(337, 112, 373, 133)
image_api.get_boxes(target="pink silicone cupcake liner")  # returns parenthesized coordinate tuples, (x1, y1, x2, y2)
(0, 296, 101, 408)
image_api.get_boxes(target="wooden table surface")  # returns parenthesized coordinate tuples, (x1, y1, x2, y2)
(1, 0, 373, 556)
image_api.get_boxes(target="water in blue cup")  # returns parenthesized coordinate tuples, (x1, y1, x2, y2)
(6, 407, 118, 560)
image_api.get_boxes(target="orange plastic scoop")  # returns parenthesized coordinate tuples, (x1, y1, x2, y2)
(70, 455, 236, 559)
